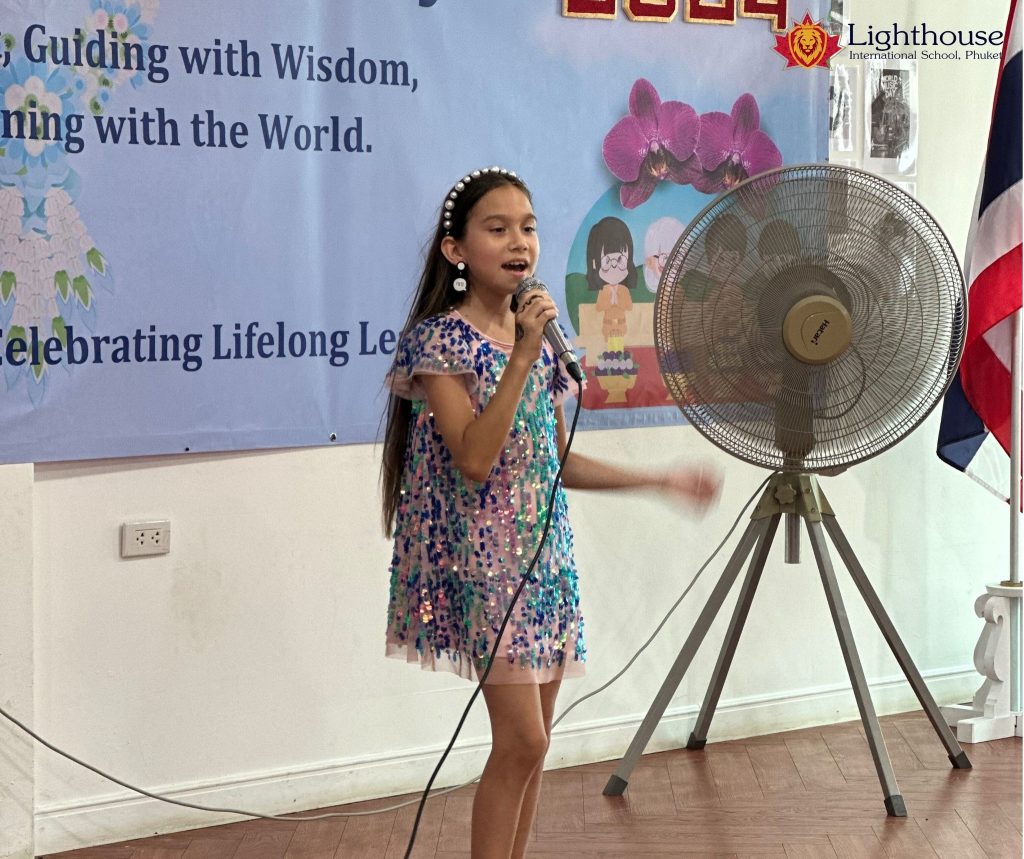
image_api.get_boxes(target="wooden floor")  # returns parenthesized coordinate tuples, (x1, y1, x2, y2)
(44, 712, 1022, 858)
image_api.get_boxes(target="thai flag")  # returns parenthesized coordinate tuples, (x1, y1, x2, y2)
(937, 0, 1022, 502)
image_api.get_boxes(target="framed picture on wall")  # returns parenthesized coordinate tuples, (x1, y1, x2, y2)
(827, 0, 848, 36)
(829, 64, 858, 154)
(863, 60, 918, 175)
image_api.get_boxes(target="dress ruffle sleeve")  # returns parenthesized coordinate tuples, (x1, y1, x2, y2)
(387, 315, 478, 401)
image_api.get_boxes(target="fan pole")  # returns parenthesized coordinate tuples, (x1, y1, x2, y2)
(602, 474, 971, 817)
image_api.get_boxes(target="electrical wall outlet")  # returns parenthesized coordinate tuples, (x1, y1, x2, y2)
(121, 520, 171, 558)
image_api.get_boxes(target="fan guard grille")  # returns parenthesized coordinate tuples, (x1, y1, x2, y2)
(654, 164, 966, 472)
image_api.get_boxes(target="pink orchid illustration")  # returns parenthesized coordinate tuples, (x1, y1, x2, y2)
(692, 93, 782, 195)
(602, 78, 701, 209)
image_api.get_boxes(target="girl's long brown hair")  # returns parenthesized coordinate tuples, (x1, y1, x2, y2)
(380, 169, 532, 535)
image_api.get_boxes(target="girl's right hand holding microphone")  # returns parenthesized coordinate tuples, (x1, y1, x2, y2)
(511, 292, 558, 366)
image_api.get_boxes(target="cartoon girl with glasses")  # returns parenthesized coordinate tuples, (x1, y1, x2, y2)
(586, 216, 637, 345)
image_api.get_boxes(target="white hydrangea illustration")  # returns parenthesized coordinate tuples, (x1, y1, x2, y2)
(0, 1, 158, 400)
(4, 75, 65, 158)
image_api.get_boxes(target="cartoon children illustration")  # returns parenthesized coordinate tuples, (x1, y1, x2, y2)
(680, 212, 747, 303)
(704, 213, 750, 373)
(756, 219, 801, 272)
(643, 217, 685, 294)
(752, 218, 801, 300)
(587, 216, 637, 350)
(706, 212, 748, 281)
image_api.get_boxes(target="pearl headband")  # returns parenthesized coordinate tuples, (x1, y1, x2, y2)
(442, 165, 519, 235)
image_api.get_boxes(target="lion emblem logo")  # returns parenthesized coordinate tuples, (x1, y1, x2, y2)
(773, 13, 842, 69)
(789, 22, 827, 67)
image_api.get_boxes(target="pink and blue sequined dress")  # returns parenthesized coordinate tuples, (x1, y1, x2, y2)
(385, 310, 586, 684)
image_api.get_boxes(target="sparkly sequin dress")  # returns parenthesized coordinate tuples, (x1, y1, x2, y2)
(385, 310, 586, 684)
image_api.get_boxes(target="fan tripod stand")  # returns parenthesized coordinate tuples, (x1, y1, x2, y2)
(603, 473, 971, 816)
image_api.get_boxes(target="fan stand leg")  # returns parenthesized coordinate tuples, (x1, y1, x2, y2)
(602, 474, 960, 817)
(805, 517, 907, 817)
(821, 514, 972, 770)
(602, 514, 777, 796)
(687, 513, 780, 750)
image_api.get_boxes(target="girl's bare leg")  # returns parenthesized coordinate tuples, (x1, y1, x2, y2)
(510, 678, 561, 859)
(472, 683, 549, 858)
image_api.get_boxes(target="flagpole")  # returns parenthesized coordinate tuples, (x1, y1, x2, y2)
(1009, 308, 1022, 715)
(938, 0, 1022, 742)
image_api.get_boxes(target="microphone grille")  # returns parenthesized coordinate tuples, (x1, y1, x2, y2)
(514, 276, 546, 299)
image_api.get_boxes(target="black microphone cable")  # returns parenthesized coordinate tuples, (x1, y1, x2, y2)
(0, 437, 778, 836)
(402, 381, 584, 858)
(0, 381, 585, 836)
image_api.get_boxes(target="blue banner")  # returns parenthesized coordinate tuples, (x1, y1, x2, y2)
(0, 0, 826, 462)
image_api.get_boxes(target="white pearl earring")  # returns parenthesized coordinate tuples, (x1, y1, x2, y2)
(453, 262, 468, 292)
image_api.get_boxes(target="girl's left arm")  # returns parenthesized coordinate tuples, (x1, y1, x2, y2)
(554, 405, 719, 506)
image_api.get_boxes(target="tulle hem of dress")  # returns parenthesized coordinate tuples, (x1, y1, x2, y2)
(385, 642, 585, 685)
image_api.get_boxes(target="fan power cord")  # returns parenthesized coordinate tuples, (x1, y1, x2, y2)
(0, 467, 776, 829)
(546, 470, 777, 732)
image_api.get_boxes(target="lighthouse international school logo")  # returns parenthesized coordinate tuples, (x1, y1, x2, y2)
(773, 13, 843, 68)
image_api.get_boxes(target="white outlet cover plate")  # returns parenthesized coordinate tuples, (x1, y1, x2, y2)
(121, 520, 171, 558)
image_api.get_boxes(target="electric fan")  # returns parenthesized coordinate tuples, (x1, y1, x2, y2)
(603, 165, 970, 817)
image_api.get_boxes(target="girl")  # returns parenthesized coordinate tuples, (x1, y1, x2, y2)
(586, 216, 637, 343)
(381, 166, 717, 859)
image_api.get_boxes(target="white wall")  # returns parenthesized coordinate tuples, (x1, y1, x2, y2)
(1, 464, 34, 859)
(16, 1, 1012, 853)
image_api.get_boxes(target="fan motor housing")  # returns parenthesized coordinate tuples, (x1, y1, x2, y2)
(782, 296, 852, 365)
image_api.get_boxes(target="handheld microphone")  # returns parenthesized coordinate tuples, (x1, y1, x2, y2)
(513, 277, 585, 384)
